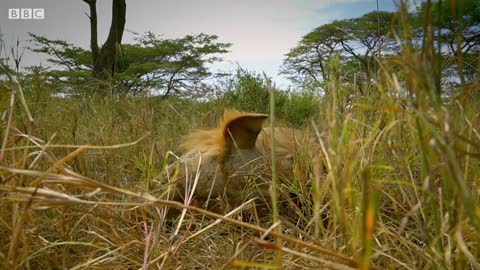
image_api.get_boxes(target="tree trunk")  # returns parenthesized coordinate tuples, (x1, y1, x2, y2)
(82, 0, 99, 64)
(92, 0, 126, 81)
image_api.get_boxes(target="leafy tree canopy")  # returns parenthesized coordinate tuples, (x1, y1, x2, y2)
(115, 32, 230, 96)
(28, 32, 231, 96)
(282, 1, 479, 91)
(281, 11, 396, 88)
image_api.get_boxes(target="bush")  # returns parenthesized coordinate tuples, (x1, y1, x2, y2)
(222, 68, 287, 114)
(280, 90, 320, 127)
(222, 67, 321, 126)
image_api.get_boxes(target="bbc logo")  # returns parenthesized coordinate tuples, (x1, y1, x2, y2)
(8, 9, 45, 20)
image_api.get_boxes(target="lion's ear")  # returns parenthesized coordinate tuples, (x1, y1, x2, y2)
(221, 110, 268, 149)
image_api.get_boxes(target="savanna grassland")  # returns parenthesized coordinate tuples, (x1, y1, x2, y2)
(1, 1, 480, 270)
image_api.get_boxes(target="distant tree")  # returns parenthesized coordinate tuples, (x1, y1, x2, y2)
(418, 0, 480, 56)
(28, 33, 92, 85)
(115, 32, 231, 96)
(406, 0, 479, 97)
(280, 22, 344, 86)
(81, 0, 99, 63)
(28, 32, 230, 96)
(92, 0, 126, 81)
(281, 11, 396, 90)
(420, 0, 480, 85)
(340, 11, 398, 79)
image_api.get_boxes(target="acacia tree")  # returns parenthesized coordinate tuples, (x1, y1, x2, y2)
(116, 32, 230, 96)
(282, 11, 396, 89)
(92, 0, 126, 81)
(280, 22, 344, 86)
(81, 0, 99, 63)
(28, 32, 230, 96)
(422, 0, 480, 85)
(28, 33, 92, 83)
(283, 3, 479, 96)
(339, 11, 397, 80)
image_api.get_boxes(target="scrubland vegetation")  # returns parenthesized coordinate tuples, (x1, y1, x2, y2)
(1, 1, 480, 269)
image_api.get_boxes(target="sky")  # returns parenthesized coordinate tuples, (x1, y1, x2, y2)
(0, 0, 412, 88)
